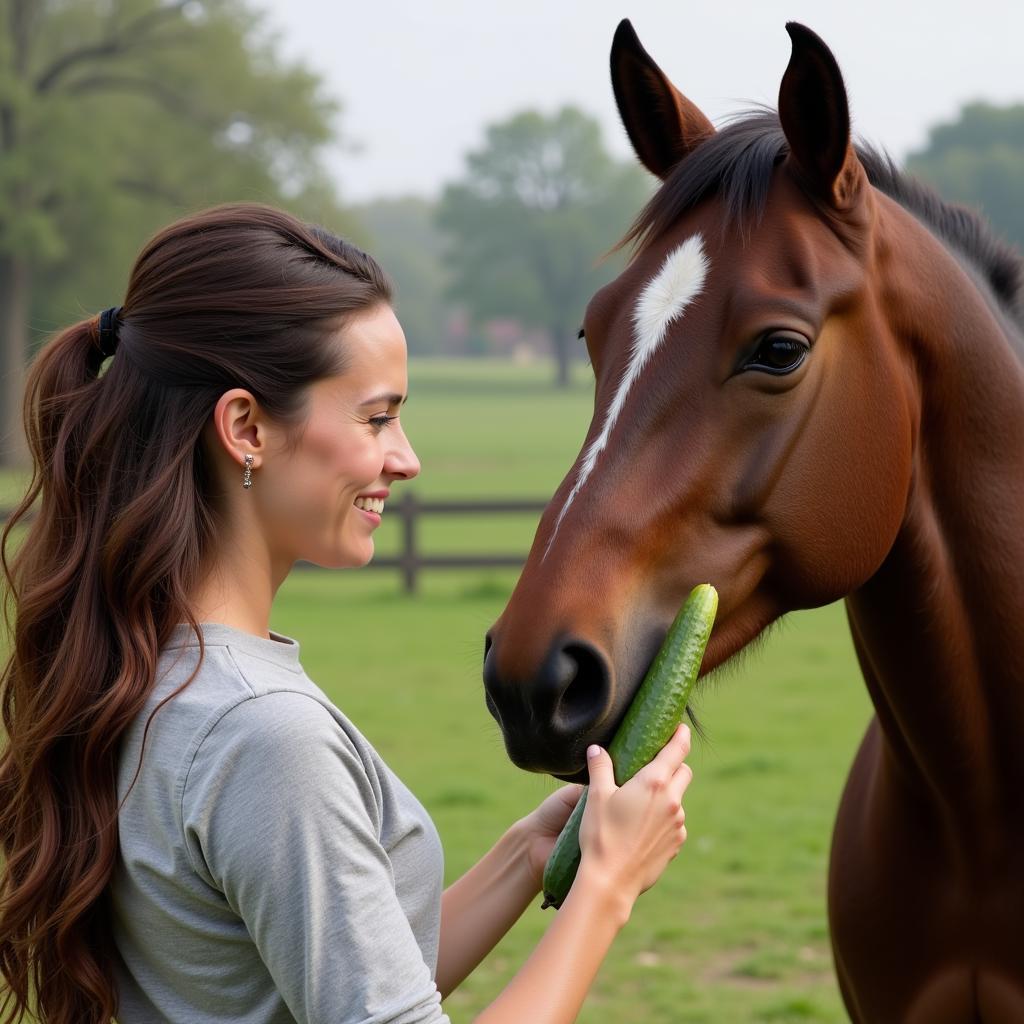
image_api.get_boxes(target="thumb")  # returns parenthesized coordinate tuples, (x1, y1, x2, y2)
(586, 744, 615, 796)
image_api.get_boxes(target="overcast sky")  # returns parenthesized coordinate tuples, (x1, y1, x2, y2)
(257, 0, 1024, 203)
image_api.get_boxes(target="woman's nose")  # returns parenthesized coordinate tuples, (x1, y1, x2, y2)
(387, 430, 420, 480)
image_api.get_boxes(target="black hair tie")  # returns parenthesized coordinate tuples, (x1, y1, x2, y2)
(97, 306, 123, 358)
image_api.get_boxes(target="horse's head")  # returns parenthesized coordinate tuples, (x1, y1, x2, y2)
(484, 21, 917, 781)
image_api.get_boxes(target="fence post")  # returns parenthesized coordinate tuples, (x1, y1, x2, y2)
(399, 491, 418, 595)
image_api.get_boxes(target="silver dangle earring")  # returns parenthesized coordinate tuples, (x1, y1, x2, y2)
(242, 453, 254, 489)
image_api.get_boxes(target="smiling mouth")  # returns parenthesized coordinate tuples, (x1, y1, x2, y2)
(354, 496, 385, 514)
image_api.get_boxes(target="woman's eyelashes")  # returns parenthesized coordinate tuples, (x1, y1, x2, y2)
(368, 414, 399, 429)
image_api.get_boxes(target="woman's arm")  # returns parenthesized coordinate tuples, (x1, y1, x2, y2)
(435, 820, 538, 999)
(436, 821, 633, 1018)
(437, 782, 585, 997)
(448, 727, 693, 1024)
(471, 860, 632, 1024)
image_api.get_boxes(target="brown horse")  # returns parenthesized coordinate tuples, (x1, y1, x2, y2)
(482, 19, 1024, 1023)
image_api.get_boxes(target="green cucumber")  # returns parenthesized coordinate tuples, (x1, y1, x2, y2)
(540, 583, 718, 910)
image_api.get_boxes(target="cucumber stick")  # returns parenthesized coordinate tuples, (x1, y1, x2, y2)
(540, 583, 718, 910)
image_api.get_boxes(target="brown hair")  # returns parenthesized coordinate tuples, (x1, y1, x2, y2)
(0, 202, 392, 1023)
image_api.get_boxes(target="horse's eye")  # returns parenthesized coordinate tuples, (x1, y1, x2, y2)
(742, 331, 810, 375)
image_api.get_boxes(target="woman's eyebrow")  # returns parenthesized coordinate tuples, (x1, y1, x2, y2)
(359, 392, 407, 407)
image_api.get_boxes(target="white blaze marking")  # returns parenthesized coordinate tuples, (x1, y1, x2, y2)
(542, 233, 709, 561)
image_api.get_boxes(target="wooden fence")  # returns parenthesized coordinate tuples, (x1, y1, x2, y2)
(2, 493, 549, 595)
(348, 492, 548, 594)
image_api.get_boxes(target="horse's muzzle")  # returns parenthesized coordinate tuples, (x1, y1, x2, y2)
(482, 632, 614, 776)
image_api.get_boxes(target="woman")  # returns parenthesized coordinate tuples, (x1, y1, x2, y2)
(0, 203, 693, 1024)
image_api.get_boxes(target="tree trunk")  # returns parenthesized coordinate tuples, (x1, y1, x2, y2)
(0, 254, 32, 468)
(551, 324, 570, 389)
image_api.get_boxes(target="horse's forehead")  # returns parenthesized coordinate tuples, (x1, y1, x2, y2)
(601, 201, 847, 327)
(609, 227, 706, 300)
(588, 208, 725, 329)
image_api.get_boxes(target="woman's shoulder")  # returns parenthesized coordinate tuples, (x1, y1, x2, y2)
(156, 621, 305, 695)
(187, 689, 386, 807)
(180, 688, 398, 864)
(194, 688, 368, 772)
(151, 624, 343, 754)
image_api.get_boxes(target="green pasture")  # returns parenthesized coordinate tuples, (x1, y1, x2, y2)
(0, 358, 870, 1023)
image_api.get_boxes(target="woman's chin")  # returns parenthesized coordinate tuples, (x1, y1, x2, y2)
(333, 546, 373, 569)
(306, 536, 374, 570)
(348, 538, 375, 568)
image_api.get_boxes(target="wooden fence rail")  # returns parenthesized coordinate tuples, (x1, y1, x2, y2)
(353, 492, 547, 594)
(1, 493, 549, 595)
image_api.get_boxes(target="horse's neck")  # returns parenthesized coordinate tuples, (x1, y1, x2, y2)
(846, 209, 1024, 831)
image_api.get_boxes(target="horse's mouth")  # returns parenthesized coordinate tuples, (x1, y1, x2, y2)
(546, 698, 638, 785)
(543, 618, 732, 787)
(499, 595, 760, 785)
(543, 644, 662, 785)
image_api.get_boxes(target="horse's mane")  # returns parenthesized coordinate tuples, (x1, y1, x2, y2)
(622, 109, 1024, 328)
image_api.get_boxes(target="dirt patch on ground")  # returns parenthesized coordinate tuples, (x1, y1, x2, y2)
(698, 943, 836, 991)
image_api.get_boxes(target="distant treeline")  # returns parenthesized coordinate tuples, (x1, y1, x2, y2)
(3, 3, 1021, 401)
(906, 102, 1024, 259)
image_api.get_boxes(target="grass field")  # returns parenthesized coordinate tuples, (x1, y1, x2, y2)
(0, 358, 870, 1022)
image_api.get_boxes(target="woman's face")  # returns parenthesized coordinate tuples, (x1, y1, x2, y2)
(253, 302, 420, 570)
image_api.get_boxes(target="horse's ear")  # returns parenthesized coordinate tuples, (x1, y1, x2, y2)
(610, 19, 715, 180)
(778, 22, 863, 209)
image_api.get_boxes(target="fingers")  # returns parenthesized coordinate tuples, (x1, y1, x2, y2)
(586, 743, 615, 796)
(671, 757, 693, 797)
(590, 724, 693, 803)
(648, 721, 691, 775)
(559, 782, 585, 808)
(646, 723, 693, 807)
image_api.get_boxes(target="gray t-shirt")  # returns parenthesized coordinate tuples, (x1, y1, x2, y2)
(109, 621, 450, 1024)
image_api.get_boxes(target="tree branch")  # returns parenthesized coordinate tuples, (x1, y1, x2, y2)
(61, 72, 209, 125)
(34, 0, 193, 95)
(111, 0, 194, 46)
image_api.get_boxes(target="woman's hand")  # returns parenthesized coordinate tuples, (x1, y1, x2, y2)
(515, 784, 585, 892)
(514, 721, 692, 899)
(578, 721, 692, 905)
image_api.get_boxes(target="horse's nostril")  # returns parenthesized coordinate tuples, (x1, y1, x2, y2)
(482, 634, 613, 773)
(552, 641, 611, 737)
(483, 632, 493, 663)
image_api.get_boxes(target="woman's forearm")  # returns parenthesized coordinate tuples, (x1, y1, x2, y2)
(472, 862, 632, 1024)
(436, 821, 538, 999)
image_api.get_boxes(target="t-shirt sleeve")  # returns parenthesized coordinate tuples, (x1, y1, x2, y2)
(181, 690, 450, 1024)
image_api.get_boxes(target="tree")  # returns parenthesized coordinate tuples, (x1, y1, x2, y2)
(0, 0, 359, 467)
(437, 106, 653, 387)
(906, 101, 1024, 254)
(356, 196, 454, 357)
